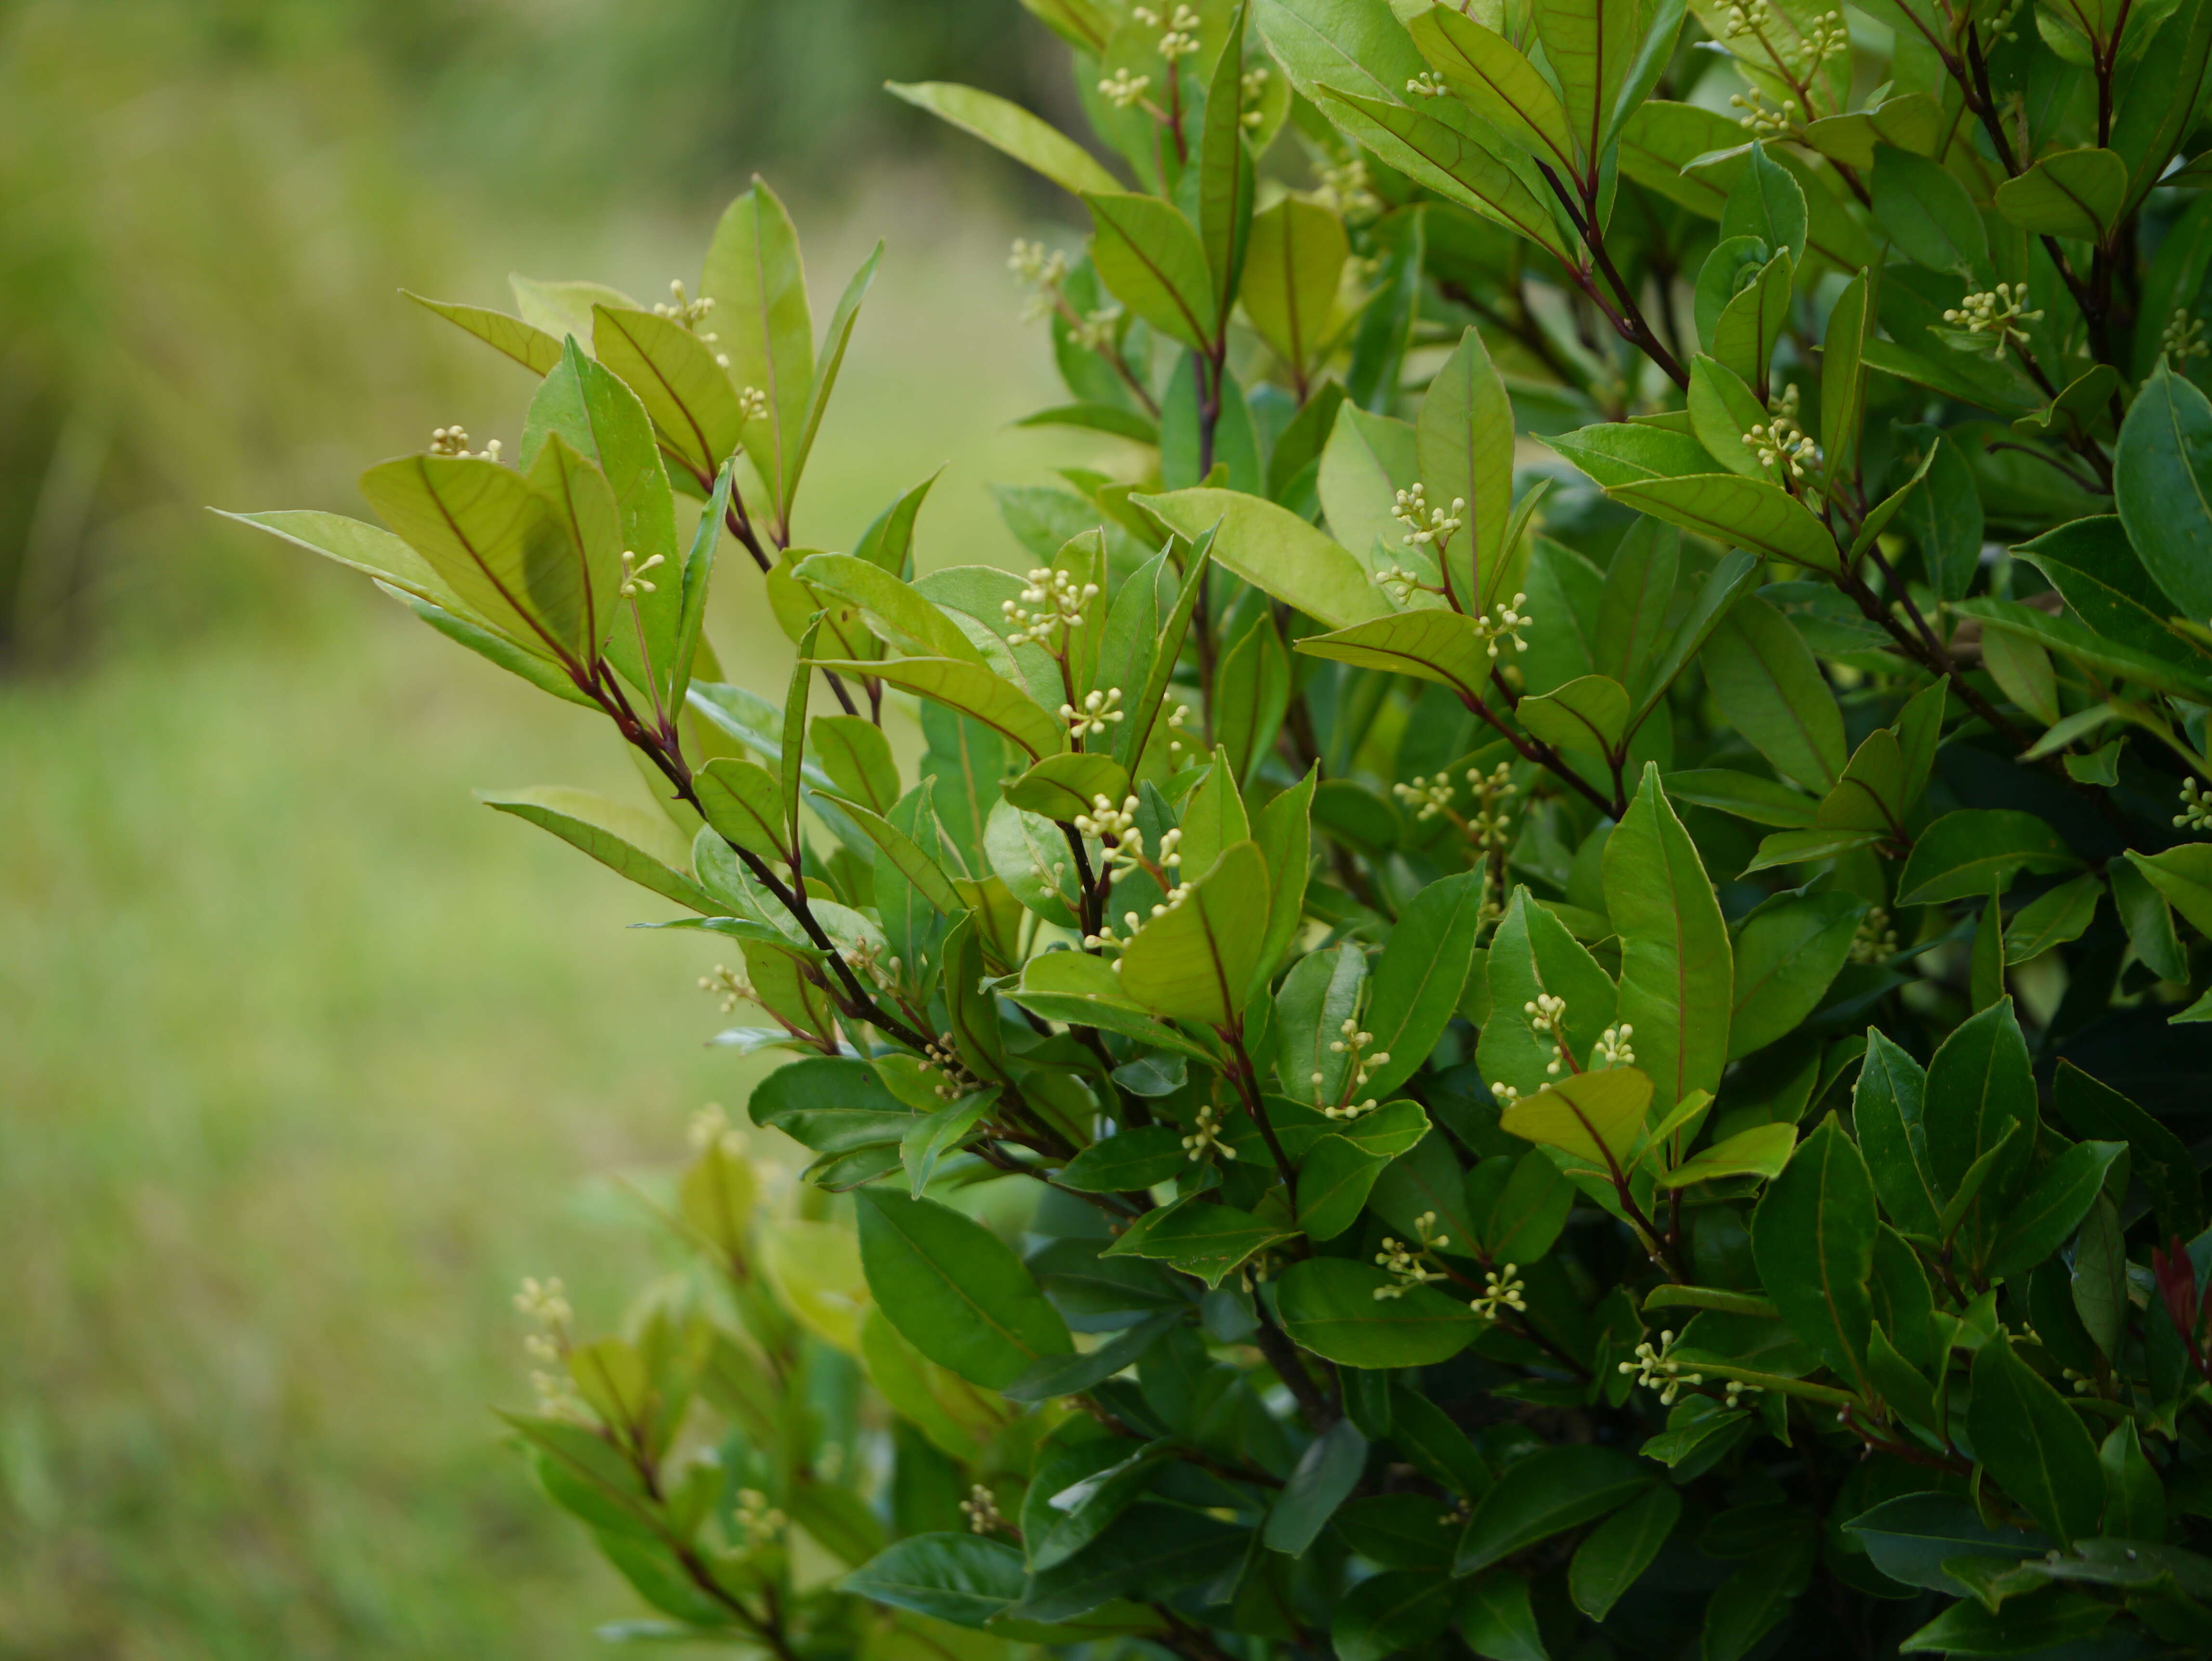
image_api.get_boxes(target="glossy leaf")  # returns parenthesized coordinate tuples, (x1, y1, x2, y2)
(482, 786, 714, 912)
(855, 1190, 1073, 1389)
(1275, 1256, 1480, 1367)
(886, 81, 1121, 197)
(1570, 1484, 1682, 1620)
(1119, 840, 1272, 1027)
(1456, 1445, 1653, 1575)
(1968, 1335, 2104, 1546)
(1751, 1115, 1876, 1393)
(1605, 764, 1732, 1108)
(1728, 890, 1865, 1057)
(1139, 487, 1390, 630)
(1896, 810, 2077, 904)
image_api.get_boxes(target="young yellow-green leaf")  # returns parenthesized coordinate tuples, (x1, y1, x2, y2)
(1294, 608, 1495, 700)
(360, 454, 598, 662)
(1751, 1114, 1876, 1394)
(217, 509, 464, 615)
(1728, 891, 1865, 1058)
(1274, 1256, 1480, 1367)
(886, 81, 1122, 198)
(701, 180, 814, 522)
(1500, 1067, 1653, 1169)
(511, 277, 639, 342)
(481, 786, 715, 912)
(818, 656, 1064, 763)
(1546, 420, 1718, 486)
(1137, 488, 1390, 630)
(1457, 1444, 1654, 1575)
(1119, 839, 1272, 1027)
(902, 1093, 993, 1197)
(1213, 610, 1291, 785)
(1605, 765, 1731, 1107)
(1687, 356, 1771, 481)
(1180, 747, 1251, 882)
(1570, 1484, 1682, 1621)
(1814, 727, 1905, 835)
(1409, 6, 1575, 175)
(1011, 949, 1215, 1059)
(524, 430, 624, 654)
(1517, 673, 1630, 759)
(1606, 473, 1841, 570)
(590, 305, 747, 488)
(1240, 197, 1348, 381)
(1320, 88, 1576, 263)
(404, 291, 564, 374)
(1994, 146, 2126, 240)
(1710, 250, 1794, 394)
(1799, 92, 1944, 169)
(791, 552, 988, 665)
(1721, 141, 1808, 263)
(855, 1190, 1072, 1390)
(1967, 1335, 2103, 1547)
(1084, 192, 1217, 352)
(1896, 809, 2078, 904)
(1002, 752, 1131, 823)
(1656, 1121, 1796, 1188)
(1419, 326, 1517, 612)
(1251, 765, 1316, 994)
(695, 756, 791, 863)
(1531, 0, 1646, 171)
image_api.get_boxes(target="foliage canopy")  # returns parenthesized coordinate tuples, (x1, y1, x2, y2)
(239, 0, 2212, 1655)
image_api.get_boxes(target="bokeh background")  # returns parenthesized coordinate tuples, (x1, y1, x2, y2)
(0, 1, 1118, 1651)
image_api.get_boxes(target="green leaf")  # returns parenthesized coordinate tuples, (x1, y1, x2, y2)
(1240, 197, 1348, 381)
(1751, 1115, 1876, 1394)
(1138, 487, 1390, 630)
(1026, 1439, 1180, 1572)
(791, 553, 987, 668)
(885, 81, 1122, 197)
(1295, 608, 1497, 702)
(1002, 1309, 1182, 1403)
(1606, 472, 1840, 571)
(1410, 7, 1575, 174)
(1517, 673, 1630, 759)
(854, 1190, 1073, 1389)
(1213, 611, 1291, 786)
(1196, 21, 1256, 330)
(1478, 1149, 1576, 1261)
(1710, 250, 1795, 393)
(1657, 1121, 1796, 1188)
(1871, 144, 1989, 276)
(1663, 768, 1816, 827)
(1594, 517, 1681, 689)
(226, 507, 471, 617)
(2106, 365, 2212, 623)
(1420, 326, 1518, 612)
(1010, 950, 1214, 1059)
(842, 1534, 1027, 1628)
(825, 791, 965, 922)
(901, 1094, 991, 1196)
(1570, 1484, 1682, 1620)
(1266, 1419, 1369, 1555)
(1896, 810, 2077, 904)
(1084, 192, 1217, 352)
(1001, 752, 1132, 823)
(1059, 1127, 1190, 1194)
(359, 454, 607, 664)
(701, 180, 813, 523)
(1456, 1444, 1654, 1575)
(1846, 1493, 2047, 1594)
(695, 756, 791, 863)
(1499, 1067, 1653, 1169)
(1384, 1382, 1493, 1498)
(1362, 870, 1486, 1098)
(1274, 1256, 1480, 1367)
(2052, 1061, 2202, 1239)
(2124, 842, 2212, 936)
(751, 1059, 912, 1153)
(1530, 0, 1645, 169)
(1606, 764, 1732, 1108)
(1479, 885, 1620, 1099)
(1011, 1502, 1245, 1622)
(1993, 146, 2127, 240)
(1117, 534, 1212, 772)
(400, 591, 599, 707)
(2003, 872, 2102, 963)
(1251, 766, 1316, 994)
(817, 656, 1064, 763)
(1457, 1571, 1548, 1661)
(1702, 595, 1846, 792)
(1722, 141, 1809, 262)
(1103, 1198, 1297, 1288)
(2102, 1422, 2165, 1541)
(1820, 271, 1871, 486)
(1299, 1134, 1392, 1240)
(1119, 839, 1271, 1027)
(1728, 891, 1865, 1057)
(1546, 419, 1717, 486)
(1985, 1140, 2126, 1279)
(1331, 1569, 1453, 1661)
(2110, 855, 2191, 983)
(590, 305, 746, 489)
(405, 290, 563, 374)
(1800, 92, 1945, 169)
(481, 786, 714, 912)
(1821, 725, 1905, 834)
(1855, 1032, 1940, 1238)
(1967, 1335, 2104, 1547)
(1277, 943, 1369, 1110)
(1924, 999, 2038, 1258)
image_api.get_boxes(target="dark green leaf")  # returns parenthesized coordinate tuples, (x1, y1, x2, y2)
(1456, 1444, 1653, 1575)
(1265, 1419, 1369, 1555)
(1275, 1257, 1480, 1367)
(1986, 1140, 2126, 1279)
(841, 1533, 1028, 1628)
(1570, 1483, 1682, 1620)
(855, 1190, 1073, 1389)
(1968, 1335, 2104, 1547)
(1895, 811, 2077, 904)
(1751, 1115, 1876, 1393)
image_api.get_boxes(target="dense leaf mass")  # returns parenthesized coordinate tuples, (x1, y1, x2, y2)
(242, 1, 2212, 1656)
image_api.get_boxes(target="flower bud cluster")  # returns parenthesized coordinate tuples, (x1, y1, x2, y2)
(1003, 566, 1099, 648)
(1322, 1017, 1389, 1120)
(1373, 1211, 1452, 1299)
(429, 425, 502, 461)
(1183, 1101, 1237, 1161)
(1944, 284, 2043, 360)
(1061, 686, 1125, 738)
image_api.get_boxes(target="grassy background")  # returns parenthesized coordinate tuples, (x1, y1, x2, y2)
(0, 2, 1111, 1652)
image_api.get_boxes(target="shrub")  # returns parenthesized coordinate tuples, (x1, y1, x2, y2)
(235, 0, 2212, 1655)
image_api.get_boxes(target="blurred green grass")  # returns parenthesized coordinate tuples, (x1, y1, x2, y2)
(0, 3, 1116, 1652)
